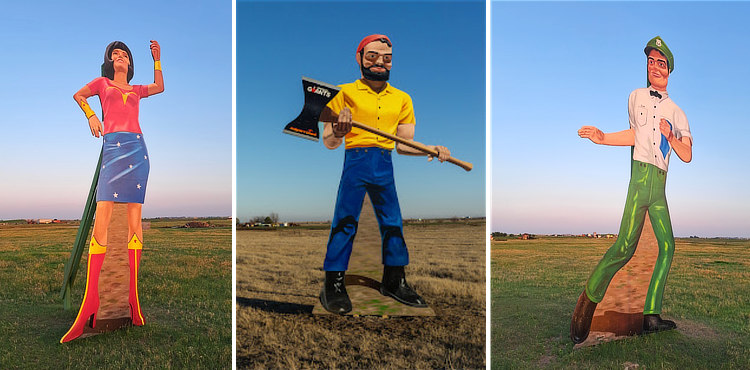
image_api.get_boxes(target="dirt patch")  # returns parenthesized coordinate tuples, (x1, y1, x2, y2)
(676, 319, 721, 341)
(538, 355, 554, 366)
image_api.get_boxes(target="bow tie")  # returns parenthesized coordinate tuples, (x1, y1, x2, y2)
(650, 90, 662, 99)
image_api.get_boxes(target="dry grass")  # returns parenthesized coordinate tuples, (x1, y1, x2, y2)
(236, 220, 486, 369)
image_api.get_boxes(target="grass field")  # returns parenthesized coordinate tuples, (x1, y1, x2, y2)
(491, 237, 749, 369)
(0, 218, 231, 368)
(236, 219, 486, 369)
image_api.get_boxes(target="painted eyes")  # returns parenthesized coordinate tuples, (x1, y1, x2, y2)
(364, 52, 392, 63)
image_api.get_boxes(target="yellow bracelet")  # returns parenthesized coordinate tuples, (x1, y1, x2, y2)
(154, 60, 162, 71)
(79, 99, 96, 119)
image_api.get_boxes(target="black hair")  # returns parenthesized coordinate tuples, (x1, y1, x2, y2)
(101, 41, 134, 82)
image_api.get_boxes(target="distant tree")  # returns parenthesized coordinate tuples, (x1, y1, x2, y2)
(263, 216, 273, 224)
(269, 212, 279, 224)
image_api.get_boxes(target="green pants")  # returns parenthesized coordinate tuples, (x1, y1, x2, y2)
(585, 160, 675, 315)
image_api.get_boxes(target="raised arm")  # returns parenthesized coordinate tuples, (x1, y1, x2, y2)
(73, 85, 103, 138)
(147, 40, 164, 96)
(395, 124, 450, 162)
(578, 126, 635, 146)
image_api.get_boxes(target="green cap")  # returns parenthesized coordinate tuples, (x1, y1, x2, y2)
(644, 36, 674, 73)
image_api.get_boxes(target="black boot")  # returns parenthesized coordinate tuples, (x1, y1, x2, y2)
(319, 271, 352, 314)
(643, 314, 677, 334)
(570, 290, 598, 344)
(380, 266, 427, 307)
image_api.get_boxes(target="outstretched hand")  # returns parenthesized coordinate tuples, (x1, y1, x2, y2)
(578, 126, 605, 144)
(150, 40, 161, 61)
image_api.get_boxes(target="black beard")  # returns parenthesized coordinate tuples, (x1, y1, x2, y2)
(361, 64, 390, 81)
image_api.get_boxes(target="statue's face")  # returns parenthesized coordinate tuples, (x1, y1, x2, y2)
(360, 42, 392, 71)
(647, 49, 669, 90)
(112, 48, 130, 73)
(357, 41, 392, 81)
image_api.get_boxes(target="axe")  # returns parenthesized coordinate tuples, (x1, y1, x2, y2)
(284, 77, 473, 172)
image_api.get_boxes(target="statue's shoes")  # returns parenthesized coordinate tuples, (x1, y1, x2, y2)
(380, 266, 427, 308)
(570, 290, 598, 344)
(643, 314, 677, 334)
(320, 271, 352, 314)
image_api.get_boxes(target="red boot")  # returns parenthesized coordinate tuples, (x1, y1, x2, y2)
(128, 234, 145, 326)
(60, 237, 106, 343)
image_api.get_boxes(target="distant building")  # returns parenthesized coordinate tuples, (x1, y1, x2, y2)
(35, 219, 61, 224)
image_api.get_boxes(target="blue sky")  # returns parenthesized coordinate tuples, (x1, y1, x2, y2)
(491, 1, 750, 237)
(0, 1, 232, 219)
(237, 1, 486, 222)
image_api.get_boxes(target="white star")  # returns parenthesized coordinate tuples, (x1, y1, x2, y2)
(116, 142, 121, 147)
(129, 164, 133, 168)
(113, 192, 118, 198)
(137, 184, 142, 189)
(144, 155, 148, 160)
(102, 165, 105, 169)
(136, 135, 141, 139)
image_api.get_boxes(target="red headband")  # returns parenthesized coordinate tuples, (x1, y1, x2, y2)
(356, 34, 391, 53)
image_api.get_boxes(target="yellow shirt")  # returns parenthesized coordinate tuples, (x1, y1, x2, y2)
(326, 79, 415, 150)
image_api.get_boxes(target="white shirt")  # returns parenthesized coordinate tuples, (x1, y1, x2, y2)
(628, 88, 691, 172)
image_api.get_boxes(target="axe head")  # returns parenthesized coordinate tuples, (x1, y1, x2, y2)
(283, 77, 341, 141)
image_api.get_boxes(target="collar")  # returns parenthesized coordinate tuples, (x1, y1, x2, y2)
(355, 78, 392, 95)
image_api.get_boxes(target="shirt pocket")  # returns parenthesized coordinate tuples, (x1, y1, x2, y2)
(635, 104, 648, 126)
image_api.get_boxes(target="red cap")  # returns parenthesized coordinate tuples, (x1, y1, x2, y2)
(356, 34, 391, 53)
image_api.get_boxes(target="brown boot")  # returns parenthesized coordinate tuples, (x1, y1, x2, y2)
(570, 290, 598, 344)
(643, 314, 677, 334)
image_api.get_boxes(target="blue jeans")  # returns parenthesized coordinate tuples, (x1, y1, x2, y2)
(323, 147, 409, 271)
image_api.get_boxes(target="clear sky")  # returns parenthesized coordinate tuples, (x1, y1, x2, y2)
(237, 1, 486, 223)
(0, 0, 232, 219)
(492, 1, 750, 237)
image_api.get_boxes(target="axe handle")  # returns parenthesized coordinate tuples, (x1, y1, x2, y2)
(343, 120, 473, 172)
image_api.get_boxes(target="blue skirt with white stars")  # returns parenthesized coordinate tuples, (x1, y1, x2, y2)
(96, 132, 150, 204)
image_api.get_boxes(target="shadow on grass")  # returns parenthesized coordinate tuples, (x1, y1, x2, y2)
(236, 297, 314, 314)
